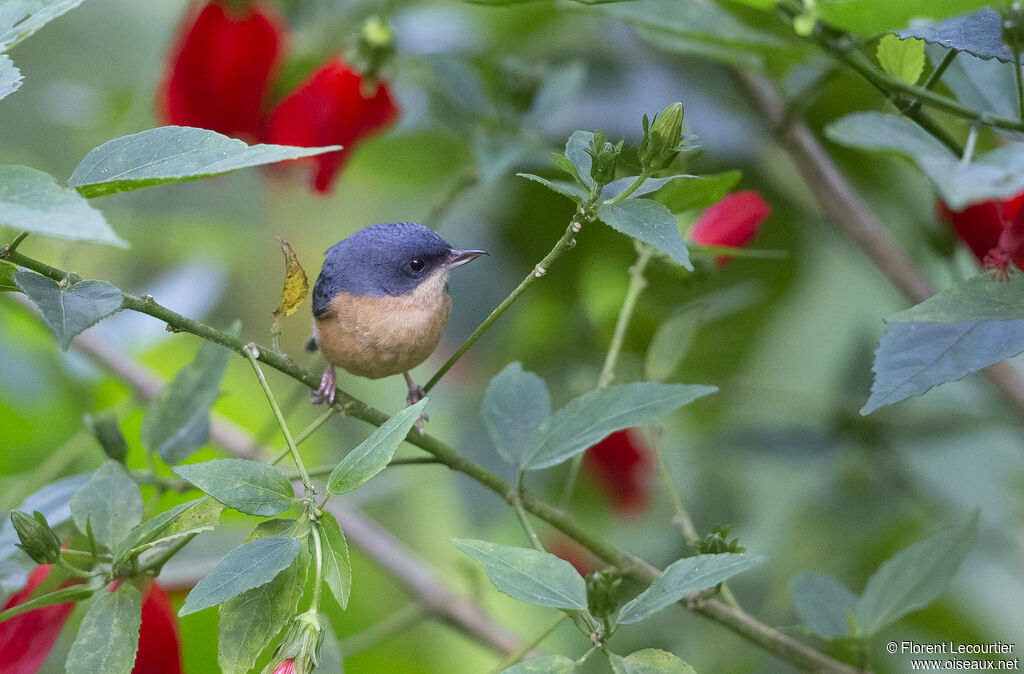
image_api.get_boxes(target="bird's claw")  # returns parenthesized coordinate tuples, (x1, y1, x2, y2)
(404, 373, 429, 434)
(311, 367, 336, 405)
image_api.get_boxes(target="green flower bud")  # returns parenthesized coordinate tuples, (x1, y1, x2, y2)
(585, 569, 622, 620)
(264, 610, 323, 674)
(585, 130, 624, 186)
(357, 15, 395, 77)
(84, 411, 128, 463)
(639, 102, 686, 172)
(11, 510, 62, 564)
(1003, 3, 1024, 55)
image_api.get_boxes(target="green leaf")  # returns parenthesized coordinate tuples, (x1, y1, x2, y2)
(0, 55, 22, 101)
(645, 305, 706, 382)
(933, 48, 1023, 135)
(877, 34, 925, 84)
(0, 260, 19, 292)
(451, 538, 588, 610)
(172, 459, 295, 517)
(482, 363, 552, 465)
(790, 571, 858, 638)
(70, 460, 143, 550)
(180, 535, 302, 616)
(527, 61, 587, 123)
(608, 649, 697, 674)
(68, 126, 342, 198)
(597, 199, 692, 269)
(430, 54, 489, 115)
(565, 130, 597, 189)
(601, 175, 698, 202)
(516, 173, 588, 203)
(861, 320, 1024, 414)
(327, 398, 428, 495)
(0, 583, 95, 622)
(818, 0, 993, 35)
(521, 382, 716, 470)
(218, 519, 307, 674)
(0, 165, 127, 247)
(317, 512, 352, 609)
(825, 112, 1024, 210)
(0, 0, 87, 51)
(0, 473, 90, 576)
(659, 170, 741, 213)
(114, 497, 223, 563)
(474, 130, 543, 184)
(501, 655, 578, 673)
(13, 272, 123, 350)
(65, 583, 142, 674)
(854, 514, 978, 635)
(890, 272, 1024, 323)
(142, 335, 235, 464)
(550, 153, 584, 184)
(898, 8, 1012, 62)
(617, 553, 764, 625)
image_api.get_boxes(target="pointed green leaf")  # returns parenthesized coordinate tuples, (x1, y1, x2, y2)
(451, 538, 587, 610)
(516, 173, 588, 203)
(68, 126, 342, 198)
(501, 655, 578, 673)
(550, 153, 584, 184)
(142, 335, 235, 464)
(180, 536, 302, 616)
(0, 55, 22, 102)
(890, 272, 1024, 323)
(70, 460, 143, 550)
(482, 363, 552, 464)
(0, 166, 126, 247)
(0, 261, 20, 292)
(13, 272, 123, 350)
(0, 0, 87, 51)
(317, 512, 352, 609)
(659, 170, 741, 213)
(522, 382, 716, 470)
(65, 583, 142, 674)
(601, 175, 698, 202)
(218, 520, 307, 674)
(0, 583, 96, 623)
(790, 571, 858, 638)
(609, 649, 696, 674)
(854, 515, 978, 635)
(597, 200, 692, 269)
(645, 305, 706, 382)
(172, 459, 295, 516)
(114, 497, 224, 563)
(897, 8, 1011, 62)
(565, 130, 596, 189)
(618, 553, 764, 625)
(877, 34, 925, 84)
(327, 398, 428, 495)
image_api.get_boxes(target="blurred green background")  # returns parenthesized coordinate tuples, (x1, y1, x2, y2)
(1, 1, 1022, 672)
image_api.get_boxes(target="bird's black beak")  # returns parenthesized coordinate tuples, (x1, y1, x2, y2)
(446, 248, 488, 269)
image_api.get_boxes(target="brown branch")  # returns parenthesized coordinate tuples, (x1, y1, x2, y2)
(732, 71, 1024, 419)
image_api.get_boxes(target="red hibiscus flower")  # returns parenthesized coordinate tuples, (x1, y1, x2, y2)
(0, 565, 78, 674)
(160, 1, 286, 140)
(582, 429, 653, 515)
(267, 58, 399, 193)
(272, 659, 297, 674)
(937, 193, 1024, 280)
(690, 190, 772, 266)
(133, 582, 184, 674)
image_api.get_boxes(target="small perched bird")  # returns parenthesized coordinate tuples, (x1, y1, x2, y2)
(307, 222, 486, 415)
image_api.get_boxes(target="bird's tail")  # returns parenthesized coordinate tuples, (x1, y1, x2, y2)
(304, 336, 318, 353)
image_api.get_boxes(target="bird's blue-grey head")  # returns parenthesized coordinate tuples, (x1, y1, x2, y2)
(313, 222, 485, 317)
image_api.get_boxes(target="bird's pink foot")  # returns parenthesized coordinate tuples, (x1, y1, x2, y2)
(312, 366, 336, 405)
(403, 371, 429, 434)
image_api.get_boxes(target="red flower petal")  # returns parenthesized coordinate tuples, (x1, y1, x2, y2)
(160, 1, 286, 140)
(582, 429, 652, 515)
(267, 58, 399, 193)
(691, 191, 772, 267)
(272, 659, 297, 674)
(937, 195, 1024, 264)
(132, 582, 183, 674)
(0, 565, 78, 674)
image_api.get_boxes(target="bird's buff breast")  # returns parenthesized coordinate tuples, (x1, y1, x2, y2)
(314, 273, 452, 379)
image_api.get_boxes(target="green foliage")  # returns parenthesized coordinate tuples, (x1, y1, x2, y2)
(9, 510, 61, 564)
(0, 55, 21, 101)
(316, 513, 352, 610)
(501, 655, 577, 673)
(596, 199, 692, 269)
(451, 538, 588, 610)
(13, 272, 124, 350)
(172, 459, 296, 517)
(790, 572, 859, 638)
(70, 460, 143, 551)
(141, 335, 235, 464)
(68, 127, 342, 198)
(608, 649, 696, 674)
(180, 535, 303, 617)
(0, 165, 126, 247)
(645, 304, 706, 382)
(877, 34, 925, 84)
(482, 362, 551, 465)
(84, 412, 129, 463)
(0, 260, 16, 291)
(112, 497, 223, 564)
(65, 583, 142, 674)
(0, 0, 87, 51)
(326, 398, 428, 495)
(854, 514, 978, 635)
(617, 553, 764, 625)
(521, 382, 716, 470)
(817, 0, 994, 35)
(898, 7, 1012, 61)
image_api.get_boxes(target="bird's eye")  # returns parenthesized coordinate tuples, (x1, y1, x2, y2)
(409, 259, 425, 272)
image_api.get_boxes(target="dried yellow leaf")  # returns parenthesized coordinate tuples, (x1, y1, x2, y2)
(273, 237, 309, 318)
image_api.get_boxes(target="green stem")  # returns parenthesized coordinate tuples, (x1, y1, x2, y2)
(299, 456, 443, 480)
(3, 231, 29, 256)
(603, 170, 650, 204)
(137, 532, 198, 576)
(243, 344, 313, 492)
(491, 612, 569, 673)
(423, 214, 587, 393)
(1016, 49, 1024, 121)
(309, 519, 325, 612)
(424, 167, 478, 227)
(654, 441, 698, 543)
(4, 248, 860, 674)
(903, 49, 956, 116)
(510, 490, 544, 552)
(339, 603, 426, 656)
(268, 408, 337, 467)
